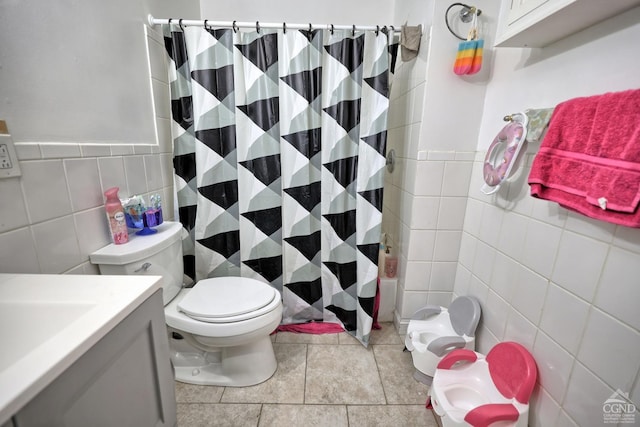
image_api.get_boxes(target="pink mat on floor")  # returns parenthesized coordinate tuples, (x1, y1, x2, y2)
(274, 278, 382, 334)
(276, 322, 345, 334)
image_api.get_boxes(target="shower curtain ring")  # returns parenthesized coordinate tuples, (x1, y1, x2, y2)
(256, 21, 260, 33)
(309, 23, 312, 32)
(330, 24, 334, 35)
(203, 19, 208, 30)
(352, 24, 356, 36)
(376, 25, 380, 36)
(283, 22, 286, 33)
(232, 21, 238, 33)
(168, 18, 173, 25)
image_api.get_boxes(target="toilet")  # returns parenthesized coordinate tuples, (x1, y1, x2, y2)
(89, 221, 283, 387)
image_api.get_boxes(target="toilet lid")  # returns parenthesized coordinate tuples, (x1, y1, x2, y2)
(178, 277, 277, 322)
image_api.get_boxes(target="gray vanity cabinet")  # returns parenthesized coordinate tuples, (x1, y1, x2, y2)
(12, 290, 176, 427)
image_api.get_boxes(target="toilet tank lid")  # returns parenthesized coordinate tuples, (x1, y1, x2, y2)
(89, 221, 183, 265)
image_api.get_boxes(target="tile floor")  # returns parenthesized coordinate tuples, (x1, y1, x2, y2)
(174, 323, 439, 427)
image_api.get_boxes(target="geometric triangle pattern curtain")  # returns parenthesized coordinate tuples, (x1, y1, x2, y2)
(164, 24, 397, 345)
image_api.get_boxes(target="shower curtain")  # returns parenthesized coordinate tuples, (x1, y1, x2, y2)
(164, 24, 397, 345)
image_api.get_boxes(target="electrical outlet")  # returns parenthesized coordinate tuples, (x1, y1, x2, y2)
(0, 157, 12, 169)
(0, 134, 21, 178)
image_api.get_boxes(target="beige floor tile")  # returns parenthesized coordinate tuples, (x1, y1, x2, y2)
(347, 404, 439, 427)
(370, 322, 404, 345)
(175, 382, 224, 403)
(258, 404, 348, 427)
(221, 343, 306, 404)
(175, 325, 438, 426)
(337, 331, 361, 345)
(177, 403, 260, 427)
(305, 344, 385, 404)
(373, 344, 430, 404)
(275, 331, 340, 344)
(336, 322, 403, 345)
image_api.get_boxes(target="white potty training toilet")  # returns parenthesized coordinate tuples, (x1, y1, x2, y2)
(90, 221, 283, 387)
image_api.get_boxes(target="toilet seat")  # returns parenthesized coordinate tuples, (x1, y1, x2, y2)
(178, 277, 278, 323)
(165, 278, 282, 339)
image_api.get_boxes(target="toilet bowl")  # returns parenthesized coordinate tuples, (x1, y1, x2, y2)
(90, 221, 283, 387)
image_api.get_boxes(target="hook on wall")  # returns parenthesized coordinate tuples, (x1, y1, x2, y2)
(445, 3, 482, 41)
(386, 149, 396, 173)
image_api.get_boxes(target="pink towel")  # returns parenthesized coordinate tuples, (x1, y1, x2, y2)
(528, 89, 640, 227)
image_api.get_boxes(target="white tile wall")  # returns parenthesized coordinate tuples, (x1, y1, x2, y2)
(429, 262, 456, 291)
(98, 156, 129, 196)
(482, 290, 509, 339)
(407, 230, 436, 260)
(457, 231, 477, 270)
(64, 158, 103, 211)
(20, 160, 73, 223)
(477, 203, 505, 248)
(512, 265, 548, 325)
(409, 196, 439, 229)
(388, 90, 631, 427)
(0, 25, 174, 275)
(387, 6, 640, 427)
(385, 71, 474, 322)
(124, 155, 149, 195)
(595, 246, 640, 331)
(0, 227, 40, 273)
(577, 308, 640, 391)
(433, 230, 462, 262)
(490, 251, 518, 302)
(437, 197, 467, 230)
(539, 283, 589, 354)
(529, 387, 561, 427)
(403, 261, 432, 291)
(551, 230, 608, 301)
(503, 307, 537, 351)
(0, 178, 29, 233)
(496, 211, 528, 261)
(562, 362, 615, 427)
(40, 143, 82, 159)
(455, 157, 640, 426)
(414, 161, 443, 196)
(521, 219, 562, 278)
(32, 216, 82, 273)
(532, 331, 574, 402)
(471, 241, 495, 284)
(442, 162, 473, 196)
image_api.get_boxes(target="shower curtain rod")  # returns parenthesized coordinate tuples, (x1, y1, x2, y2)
(147, 14, 399, 33)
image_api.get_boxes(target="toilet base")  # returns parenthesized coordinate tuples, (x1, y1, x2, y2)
(169, 330, 277, 387)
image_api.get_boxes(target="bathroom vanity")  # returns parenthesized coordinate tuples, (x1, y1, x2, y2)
(0, 274, 176, 427)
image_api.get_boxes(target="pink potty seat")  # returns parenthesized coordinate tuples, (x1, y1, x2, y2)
(481, 113, 528, 195)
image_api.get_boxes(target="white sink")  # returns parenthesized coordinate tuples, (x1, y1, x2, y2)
(0, 301, 95, 368)
(0, 273, 162, 425)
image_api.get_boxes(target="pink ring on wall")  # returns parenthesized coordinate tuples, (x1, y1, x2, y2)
(483, 122, 525, 187)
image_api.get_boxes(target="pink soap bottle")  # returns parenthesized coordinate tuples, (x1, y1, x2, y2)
(104, 187, 128, 245)
(384, 246, 398, 278)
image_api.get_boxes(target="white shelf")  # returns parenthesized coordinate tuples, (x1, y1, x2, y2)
(495, 0, 640, 48)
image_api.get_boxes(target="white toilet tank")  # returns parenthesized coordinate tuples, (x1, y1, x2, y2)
(90, 221, 184, 305)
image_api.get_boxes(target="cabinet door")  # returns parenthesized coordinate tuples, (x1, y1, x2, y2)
(507, 0, 550, 24)
(14, 291, 176, 427)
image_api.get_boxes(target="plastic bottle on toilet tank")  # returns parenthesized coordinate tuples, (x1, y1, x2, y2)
(104, 187, 128, 244)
